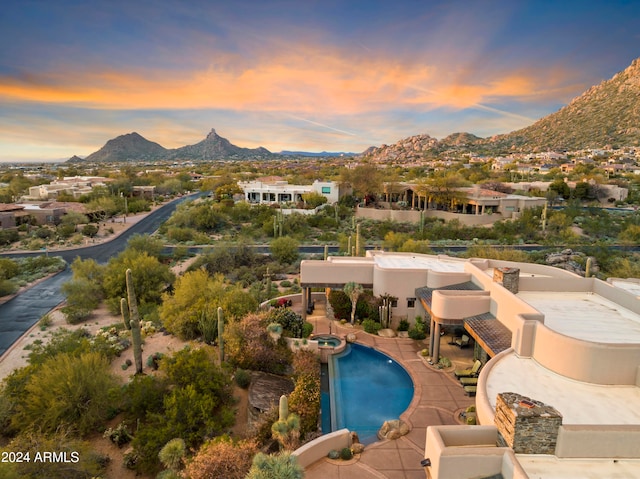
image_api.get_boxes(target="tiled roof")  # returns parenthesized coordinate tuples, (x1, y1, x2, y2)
(465, 313, 512, 357)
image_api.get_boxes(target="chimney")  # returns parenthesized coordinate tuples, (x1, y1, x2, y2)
(495, 392, 562, 455)
(493, 267, 520, 294)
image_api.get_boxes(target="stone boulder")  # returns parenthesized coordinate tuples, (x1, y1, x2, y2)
(378, 419, 410, 440)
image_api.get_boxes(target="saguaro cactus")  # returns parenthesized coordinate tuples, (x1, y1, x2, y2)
(271, 395, 300, 450)
(217, 306, 225, 363)
(121, 268, 143, 374)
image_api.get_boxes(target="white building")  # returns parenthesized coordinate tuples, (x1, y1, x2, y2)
(238, 178, 346, 205)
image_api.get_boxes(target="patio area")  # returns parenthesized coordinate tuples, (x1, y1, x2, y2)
(304, 303, 476, 479)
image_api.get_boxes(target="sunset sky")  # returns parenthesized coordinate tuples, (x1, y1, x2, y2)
(2, 0, 640, 161)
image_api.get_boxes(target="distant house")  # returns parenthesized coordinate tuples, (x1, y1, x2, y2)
(0, 204, 25, 229)
(238, 178, 347, 205)
(26, 176, 112, 200)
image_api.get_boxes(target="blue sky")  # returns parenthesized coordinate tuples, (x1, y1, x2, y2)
(1, 0, 640, 161)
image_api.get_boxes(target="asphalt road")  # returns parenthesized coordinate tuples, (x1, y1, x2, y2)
(0, 193, 201, 357)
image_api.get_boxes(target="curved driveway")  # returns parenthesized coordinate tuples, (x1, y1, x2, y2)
(0, 193, 199, 357)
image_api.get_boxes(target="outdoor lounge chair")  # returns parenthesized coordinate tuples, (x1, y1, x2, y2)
(455, 334, 470, 348)
(459, 377, 478, 386)
(454, 360, 481, 378)
(464, 385, 477, 396)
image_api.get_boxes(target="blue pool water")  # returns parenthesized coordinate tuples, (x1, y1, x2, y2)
(327, 343, 414, 444)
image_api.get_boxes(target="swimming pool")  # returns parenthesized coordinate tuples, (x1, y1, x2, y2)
(326, 343, 414, 444)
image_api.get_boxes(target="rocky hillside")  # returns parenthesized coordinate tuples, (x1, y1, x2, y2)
(487, 58, 640, 152)
(170, 128, 272, 160)
(83, 132, 168, 162)
(362, 57, 640, 162)
(72, 129, 272, 163)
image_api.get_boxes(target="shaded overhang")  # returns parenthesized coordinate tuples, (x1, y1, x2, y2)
(416, 281, 482, 313)
(464, 312, 512, 357)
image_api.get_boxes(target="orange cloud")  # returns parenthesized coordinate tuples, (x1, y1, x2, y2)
(0, 41, 579, 122)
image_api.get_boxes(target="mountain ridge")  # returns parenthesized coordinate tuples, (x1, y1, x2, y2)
(71, 57, 640, 163)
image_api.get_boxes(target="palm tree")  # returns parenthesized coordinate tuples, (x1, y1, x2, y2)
(343, 282, 363, 325)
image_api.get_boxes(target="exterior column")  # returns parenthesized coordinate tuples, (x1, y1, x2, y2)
(429, 317, 436, 359)
(431, 322, 442, 363)
(301, 287, 308, 320)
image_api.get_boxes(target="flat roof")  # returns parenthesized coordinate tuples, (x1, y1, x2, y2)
(517, 291, 640, 344)
(515, 455, 640, 479)
(486, 353, 640, 426)
(373, 255, 466, 272)
(610, 279, 640, 297)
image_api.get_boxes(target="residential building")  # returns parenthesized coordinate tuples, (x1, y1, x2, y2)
(238, 177, 347, 205)
(299, 251, 640, 479)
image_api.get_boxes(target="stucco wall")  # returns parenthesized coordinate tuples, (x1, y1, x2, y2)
(555, 425, 640, 458)
(531, 322, 640, 385)
(431, 290, 491, 319)
(293, 428, 351, 468)
(300, 258, 374, 286)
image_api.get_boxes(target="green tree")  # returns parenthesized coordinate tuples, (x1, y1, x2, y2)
(126, 233, 165, 259)
(343, 282, 363, 325)
(301, 191, 327, 208)
(11, 352, 120, 436)
(340, 163, 383, 200)
(270, 236, 299, 264)
(102, 249, 175, 313)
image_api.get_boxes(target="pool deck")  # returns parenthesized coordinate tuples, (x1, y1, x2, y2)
(305, 308, 476, 479)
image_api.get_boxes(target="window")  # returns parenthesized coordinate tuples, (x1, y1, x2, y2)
(391, 299, 398, 308)
(407, 298, 416, 308)
(321, 186, 331, 194)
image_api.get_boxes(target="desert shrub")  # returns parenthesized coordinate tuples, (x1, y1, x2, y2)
(224, 313, 292, 374)
(266, 307, 304, 338)
(11, 352, 121, 436)
(0, 278, 17, 296)
(122, 374, 168, 423)
(103, 421, 133, 447)
(328, 289, 351, 320)
(82, 224, 99, 237)
(159, 438, 186, 472)
(362, 319, 381, 334)
(235, 369, 251, 389)
(288, 350, 321, 436)
(130, 348, 235, 474)
(302, 321, 314, 338)
(146, 351, 165, 370)
(1, 429, 108, 479)
(408, 316, 428, 340)
(327, 449, 340, 459)
(184, 437, 257, 479)
(0, 258, 19, 279)
(246, 451, 304, 479)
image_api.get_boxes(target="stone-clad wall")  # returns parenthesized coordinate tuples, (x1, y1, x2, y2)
(495, 392, 562, 455)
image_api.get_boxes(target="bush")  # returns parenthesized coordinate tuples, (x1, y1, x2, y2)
(235, 369, 251, 389)
(328, 449, 340, 459)
(340, 447, 353, 460)
(103, 421, 133, 447)
(184, 437, 257, 479)
(397, 319, 410, 331)
(11, 352, 121, 436)
(362, 319, 381, 334)
(302, 321, 314, 338)
(408, 316, 427, 340)
(288, 350, 321, 436)
(266, 308, 304, 338)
